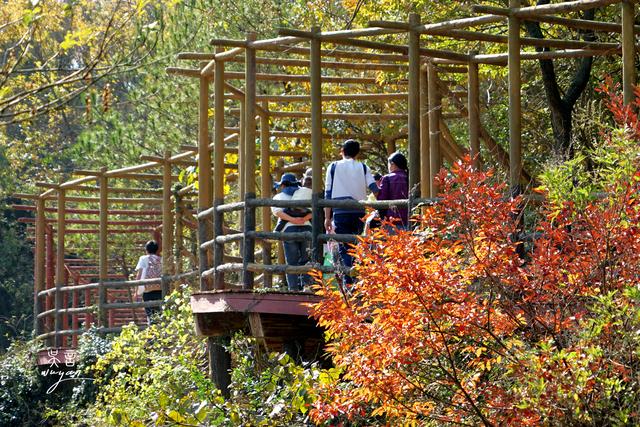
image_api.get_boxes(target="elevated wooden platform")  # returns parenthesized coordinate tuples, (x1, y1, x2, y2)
(191, 290, 324, 357)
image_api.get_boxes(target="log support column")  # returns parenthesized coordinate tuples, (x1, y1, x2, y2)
(468, 52, 481, 169)
(622, 0, 636, 105)
(427, 62, 442, 197)
(198, 75, 213, 292)
(408, 13, 422, 201)
(310, 26, 324, 263)
(54, 187, 66, 347)
(243, 32, 257, 290)
(508, 0, 522, 196)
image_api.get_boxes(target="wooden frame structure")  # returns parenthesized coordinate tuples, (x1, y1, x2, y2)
(14, 0, 637, 392)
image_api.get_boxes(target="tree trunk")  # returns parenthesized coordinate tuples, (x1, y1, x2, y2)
(524, 1, 596, 158)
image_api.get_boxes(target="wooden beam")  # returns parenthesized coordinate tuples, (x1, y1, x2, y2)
(419, 67, 430, 198)
(427, 62, 442, 197)
(473, 48, 621, 65)
(229, 109, 407, 121)
(310, 26, 324, 264)
(213, 54, 226, 290)
(468, 51, 481, 169)
(411, 14, 507, 34)
(243, 32, 257, 290)
(254, 93, 408, 102)
(332, 37, 472, 62)
(59, 176, 97, 190)
(38, 182, 163, 195)
(258, 44, 409, 62)
(622, 0, 636, 104)
(267, 131, 383, 140)
(54, 188, 65, 346)
(225, 56, 408, 71)
(427, 28, 620, 51)
(511, 0, 621, 18)
(318, 27, 405, 40)
(472, 5, 638, 33)
(509, 0, 523, 194)
(239, 101, 246, 204)
(215, 47, 245, 61)
(259, 102, 273, 288)
(210, 38, 247, 48)
(162, 151, 174, 278)
(98, 168, 108, 328)
(34, 197, 46, 336)
(198, 75, 213, 291)
(227, 71, 400, 85)
(166, 66, 201, 78)
(408, 13, 421, 199)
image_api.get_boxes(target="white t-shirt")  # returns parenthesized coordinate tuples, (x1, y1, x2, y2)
(135, 254, 162, 280)
(324, 158, 376, 212)
(271, 187, 311, 231)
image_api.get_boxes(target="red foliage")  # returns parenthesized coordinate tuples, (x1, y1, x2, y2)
(597, 76, 640, 142)
(310, 156, 640, 425)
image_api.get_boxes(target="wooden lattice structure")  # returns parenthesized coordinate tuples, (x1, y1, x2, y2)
(14, 0, 638, 393)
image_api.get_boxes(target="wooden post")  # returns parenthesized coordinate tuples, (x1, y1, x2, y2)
(162, 150, 173, 296)
(213, 56, 226, 290)
(275, 158, 286, 271)
(260, 103, 273, 288)
(239, 101, 246, 202)
(209, 57, 232, 399)
(45, 225, 54, 337)
(622, 0, 636, 105)
(419, 67, 431, 198)
(71, 286, 79, 347)
(427, 62, 442, 197)
(62, 274, 69, 347)
(243, 32, 257, 290)
(34, 197, 46, 336)
(208, 336, 231, 398)
(174, 190, 183, 275)
(408, 13, 421, 199)
(198, 75, 213, 291)
(54, 188, 66, 346)
(310, 26, 324, 263)
(98, 168, 108, 328)
(468, 51, 481, 169)
(508, 0, 522, 196)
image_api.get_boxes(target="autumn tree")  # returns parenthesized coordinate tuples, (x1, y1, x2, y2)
(310, 85, 640, 425)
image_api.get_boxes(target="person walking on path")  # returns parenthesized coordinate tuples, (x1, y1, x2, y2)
(324, 139, 379, 286)
(134, 240, 163, 325)
(377, 152, 409, 229)
(272, 173, 312, 291)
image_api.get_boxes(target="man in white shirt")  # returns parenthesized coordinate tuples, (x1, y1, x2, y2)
(134, 240, 162, 324)
(324, 140, 379, 285)
(272, 173, 312, 291)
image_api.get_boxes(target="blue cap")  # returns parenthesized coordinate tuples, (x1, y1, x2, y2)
(274, 173, 299, 187)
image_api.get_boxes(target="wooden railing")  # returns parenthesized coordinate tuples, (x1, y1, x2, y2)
(197, 196, 436, 290)
(34, 271, 198, 344)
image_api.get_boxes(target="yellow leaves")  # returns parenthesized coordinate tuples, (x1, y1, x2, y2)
(136, 0, 152, 16)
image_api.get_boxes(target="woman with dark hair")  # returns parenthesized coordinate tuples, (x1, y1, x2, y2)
(376, 152, 409, 228)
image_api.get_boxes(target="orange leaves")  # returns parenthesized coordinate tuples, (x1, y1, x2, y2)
(310, 154, 640, 425)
